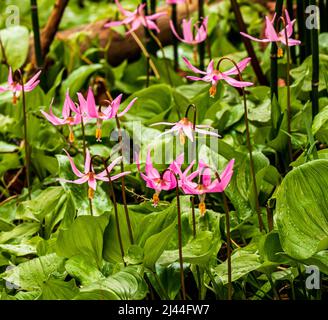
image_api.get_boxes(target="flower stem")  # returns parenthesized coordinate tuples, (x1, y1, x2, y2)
(214, 171, 232, 300)
(198, 0, 205, 70)
(30, 0, 43, 68)
(172, 3, 179, 71)
(148, 29, 173, 86)
(115, 115, 134, 245)
(296, 0, 306, 63)
(18, 70, 31, 200)
(266, 204, 274, 232)
(79, 109, 93, 215)
(217, 57, 263, 232)
(129, 30, 160, 79)
(94, 155, 125, 265)
(270, 0, 283, 99)
(176, 182, 186, 300)
(310, 0, 319, 119)
(281, 15, 293, 164)
(161, 168, 186, 300)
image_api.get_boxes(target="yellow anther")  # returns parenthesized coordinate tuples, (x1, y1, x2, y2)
(69, 129, 74, 143)
(96, 127, 102, 142)
(152, 192, 160, 207)
(199, 201, 206, 216)
(277, 47, 284, 58)
(179, 132, 186, 145)
(88, 187, 95, 200)
(209, 85, 217, 98)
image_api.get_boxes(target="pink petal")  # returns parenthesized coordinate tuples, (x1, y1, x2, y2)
(24, 70, 41, 88)
(84, 149, 92, 174)
(169, 20, 184, 42)
(117, 97, 137, 117)
(183, 57, 207, 75)
(59, 175, 89, 185)
(222, 75, 253, 88)
(264, 16, 279, 41)
(223, 57, 251, 76)
(63, 149, 84, 177)
(97, 156, 123, 177)
(8, 67, 13, 85)
(88, 176, 97, 191)
(240, 32, 271, 43)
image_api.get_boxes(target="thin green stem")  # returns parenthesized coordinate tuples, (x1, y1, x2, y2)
(217, 57, 263, 232)
(279, 15, 293, 164)
(310, 0, 319, 118)
(198, 0, 205, 70)
(30, 0, 43, 67)
(147, 29, 173, 86)
(18, 70, 31, 200)
(270, 0, 283, 99)
(161, 169, 186, 300)
(79, 106, 93, 215)
(297, 0, 306, 62)
(176, 183, 186, 300)
(172, 3, 179, 71)
(93, 155, 125, 265)
(115, 115, 134, 245)
(214, 171, 232, 300)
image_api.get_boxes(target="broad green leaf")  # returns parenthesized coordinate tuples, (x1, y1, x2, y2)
(0, 222, 40, 244)
(143, 221, 176, 270)
(158, 231, 220, 266)
(276, 160, 328, 260)
(2, 253, 65, 291)
(65, 255, 105, 286)
(39, 278, 79, 300)
(75, 266, 148, 300)
(213, 250, 262, 285)
(0, 26, 29, 70)
(56, 215, 109, 268)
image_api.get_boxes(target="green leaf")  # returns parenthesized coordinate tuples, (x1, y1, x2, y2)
(60, 64, 102, 97)
(65, 255, 105, 286)
(158, 231, 220, 266)
(143, 221, 176, 270)
(56, 215, 109, 268)
(2, 253, 65, 291)
(39, 278, 79, 300)
(75, 266, 148, 300)
(0, 26, 29, 70)
(213, 249, 262, 285)
(0, 222, 40, 244)
(276, 160, 328, 260)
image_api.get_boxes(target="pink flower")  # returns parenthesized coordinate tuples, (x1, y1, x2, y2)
(151, 117, 220, 144)
(77, 87, 137, 142)
(137, 148, 178, 207)
(105, 0, 166, 34)
(0, 67, 41, 104)
(169, 17, 208, 45)
(174, 158, 235, 216)
(240, 9, 301, 57)
(60, 149, 130, 199)
(183, 57, 253, 97)
(41, 91, 81, 143)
